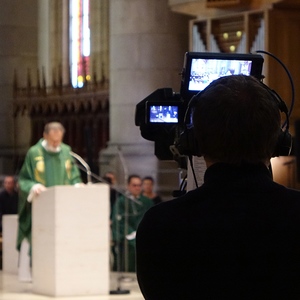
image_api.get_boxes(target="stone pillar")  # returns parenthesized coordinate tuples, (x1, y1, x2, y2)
(90, 0, 109, 82)
(0, 1, 38, 173)
(100, 0, 189, 195)
(38, 0, 65, 85)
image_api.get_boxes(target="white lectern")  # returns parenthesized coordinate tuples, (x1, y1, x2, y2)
(32, 184, 110, 297)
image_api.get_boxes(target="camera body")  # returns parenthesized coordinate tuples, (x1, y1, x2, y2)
(135, 52, 264, 162)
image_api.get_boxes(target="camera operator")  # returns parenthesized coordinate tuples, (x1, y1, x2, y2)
(136, 75, 300, 299)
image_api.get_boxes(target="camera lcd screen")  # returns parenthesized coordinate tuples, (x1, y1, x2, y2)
(180, 52, 264, 100)
(188, 58, 252, 92)
(149, 105, 179, 123)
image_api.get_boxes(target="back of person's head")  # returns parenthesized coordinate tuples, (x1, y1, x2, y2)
(193, 75, 281, 165)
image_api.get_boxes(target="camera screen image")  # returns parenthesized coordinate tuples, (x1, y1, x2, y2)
(188, 58, 252, 92)
(149, 105, 179, 123)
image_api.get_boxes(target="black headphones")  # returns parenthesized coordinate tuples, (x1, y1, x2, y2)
(263, 84, 292, 157)
(176, 81, 292, 158)
(175, 92, 203, 157)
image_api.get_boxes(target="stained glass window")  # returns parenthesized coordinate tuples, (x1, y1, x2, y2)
(70, 0, 90, 88)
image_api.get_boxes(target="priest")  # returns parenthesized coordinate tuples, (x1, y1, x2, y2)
(17, 122, 83, 281)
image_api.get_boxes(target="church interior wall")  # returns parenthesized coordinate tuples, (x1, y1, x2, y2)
(0, 0, 38, 173)
(101, 0, 190, 194)
(1, 0, 300, 193)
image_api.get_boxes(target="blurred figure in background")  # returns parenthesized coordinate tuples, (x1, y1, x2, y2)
(0, 175, 18, 232)
(104, 171, 117, 186)
(142, 176, 162, 205)
(111, 174, 153, 272)
(103, 171, 118, 216)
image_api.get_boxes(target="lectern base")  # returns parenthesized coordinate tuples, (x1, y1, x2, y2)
(110, 288, 130, 295)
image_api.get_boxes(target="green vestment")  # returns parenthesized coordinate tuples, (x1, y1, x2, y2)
(17, 139, 82, 252)
(111, 193, 154, 272)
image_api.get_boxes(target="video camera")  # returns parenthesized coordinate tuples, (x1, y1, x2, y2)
(135, 52, 264, 164)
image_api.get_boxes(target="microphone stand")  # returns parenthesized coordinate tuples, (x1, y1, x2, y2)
(72, 163, 142, 205)
(110, 192, 142, 294)
(109, 193, 130, 295)
(69, 151, 92, 184)
(72, 163, 139, 294)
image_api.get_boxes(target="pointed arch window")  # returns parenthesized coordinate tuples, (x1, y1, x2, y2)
(70, 0, 90, 88)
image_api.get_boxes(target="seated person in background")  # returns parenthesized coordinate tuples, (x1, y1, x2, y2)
(136, 75, 300, 299)
(142, 176, 162, 205)
(0, 175, 18, 232)
(111, 174, 153, 272)
(104, 171, 117, 186)
(103, 171, 118, 217)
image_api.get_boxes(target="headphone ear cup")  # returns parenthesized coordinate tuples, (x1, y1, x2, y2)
(176, 92, 204, 157)
(177, 127, 202, 157)
(273, 130, 292, 157)
(260, 83, 292, 157)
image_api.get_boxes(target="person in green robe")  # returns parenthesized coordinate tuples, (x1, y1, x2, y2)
(17, 122, 82, 281)
(111, 174, 153, 272)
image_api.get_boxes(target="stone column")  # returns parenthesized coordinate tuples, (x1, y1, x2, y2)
(38, 0, 65, 85)
(0, 1, 38, 173)
(90, 0, 109, 82)
(101, 0, 189, 195)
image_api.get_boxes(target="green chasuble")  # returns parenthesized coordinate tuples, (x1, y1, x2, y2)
(111, 194, 153, 272)
(17, 139, 82, 252)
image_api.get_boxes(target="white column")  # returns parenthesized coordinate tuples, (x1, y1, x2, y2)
(101, 0, 189, 188)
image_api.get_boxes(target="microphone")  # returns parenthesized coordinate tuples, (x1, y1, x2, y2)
(69, 151, 92, 185)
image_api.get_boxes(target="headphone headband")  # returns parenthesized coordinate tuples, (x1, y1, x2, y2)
(176, 77, 292, 158)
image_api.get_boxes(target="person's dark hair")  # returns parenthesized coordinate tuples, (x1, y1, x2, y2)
(103, 176, 112, 185)
(142, 176, 154, 183)
(193, 75, 281, 165)
(3, 175, 17, 186)
(128, 174, 141, 184)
